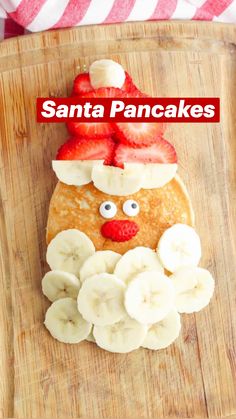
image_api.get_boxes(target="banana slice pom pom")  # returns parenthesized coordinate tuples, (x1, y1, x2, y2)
(89, 59, 126, 89)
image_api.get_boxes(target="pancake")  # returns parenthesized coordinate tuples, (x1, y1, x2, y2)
(46, 176, 194, 254)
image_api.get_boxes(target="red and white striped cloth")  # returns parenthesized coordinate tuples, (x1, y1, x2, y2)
(0, 0, 235, 40)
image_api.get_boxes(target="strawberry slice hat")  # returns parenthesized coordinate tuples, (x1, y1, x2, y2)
(53, 59, 178, 196)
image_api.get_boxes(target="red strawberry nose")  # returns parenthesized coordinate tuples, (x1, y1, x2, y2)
(101, 220, 139, 242)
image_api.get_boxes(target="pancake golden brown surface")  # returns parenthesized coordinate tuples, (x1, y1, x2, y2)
(46, 177, 194, 254)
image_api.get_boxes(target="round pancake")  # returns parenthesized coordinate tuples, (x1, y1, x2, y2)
(46, 177, 194, 254)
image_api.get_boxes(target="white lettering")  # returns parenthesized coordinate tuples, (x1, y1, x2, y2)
(165, 105, 177, 118)
(177, 100, 191, 117)
(84, 102, 92, 117)
(124, 105, 136, 118)
(110, 100, 125, 117)
(41, 100, 56, 118)
(137, 105, 151, 118)
(190, 105, 203, 118)
(204, 104, 215, 118)
(151, 104, 164, 118)
(69, 104, 83, 117)
(56, 105, 68, 118)
(92, 105, 104, 118)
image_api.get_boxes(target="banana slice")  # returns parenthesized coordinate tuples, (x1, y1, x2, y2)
(80, 251, 121, 283)
(142, 309, 181, 350)
(142, 163, 178, 188)
(170, 267, 215, 313)
(114, 247, 164, 285)
(86, 328, 96, 343)
(46, 229, 95, 276)
(52, 160, 103, 186)
(91, 163, 144, 196)
(44, 297, 92, 344)
(124, 271, 175, 324)
(89, 59, 125, 89)
(93, 315, 147, 353)
(42, 270, 81, 302)
(157, 224, 201, 273)
(77, 273, 126, 326)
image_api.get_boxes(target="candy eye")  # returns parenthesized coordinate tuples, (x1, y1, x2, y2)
(123, 200, 140, 217)
(99, 201, 117, 219)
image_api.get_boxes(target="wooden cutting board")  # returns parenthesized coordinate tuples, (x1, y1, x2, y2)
(0, 21, 236, 419)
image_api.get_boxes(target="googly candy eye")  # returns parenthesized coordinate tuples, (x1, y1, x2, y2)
(123, 200, 140, 217)
(99, 201, 117, 219)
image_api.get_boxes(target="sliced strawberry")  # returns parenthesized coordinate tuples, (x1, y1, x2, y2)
(122, 72, 139, 93)
(72, 73, 93, 96)
(72, 73, 145, 97)
(56, 137, 115, 164)
(122, 72, 137, 92)
(113, 122, 165, 147)
(67, 121, 114, 138)
(121, 72, 148, 97)
(113, 138, 177, 168)
(125, 90, 148, 98)
(81, 87, 124, 98)
(68, 87, 124, 138)
(81, 85, 145, 98)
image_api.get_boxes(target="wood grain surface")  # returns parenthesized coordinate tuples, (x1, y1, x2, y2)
(0, 21, 235, 419)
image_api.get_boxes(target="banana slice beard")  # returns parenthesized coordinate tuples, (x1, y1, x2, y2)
(125, 271, 175, 324)
(142, 309, 181, 350)
(42, 270, 81, 302)
(80, 251, 121, 283)
(170, 267, 215, 313)
(46, 229, 95, 276)
(93, 316, 147, 353)
(86, 328, 96, 343)
(77, 273, 126, 326)
(114, 246, 163, 285)
(44, 297, 92, 344)
(157, 223, 201, 273)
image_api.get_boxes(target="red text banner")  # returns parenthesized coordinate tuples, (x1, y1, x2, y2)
(37, 97, 220, 123)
